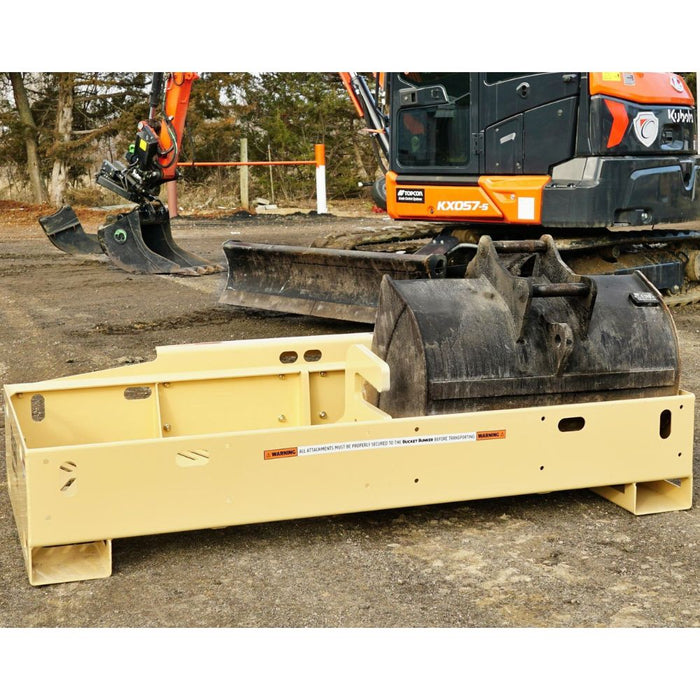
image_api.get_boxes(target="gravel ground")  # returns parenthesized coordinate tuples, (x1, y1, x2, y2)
(0, 206, 697, 687)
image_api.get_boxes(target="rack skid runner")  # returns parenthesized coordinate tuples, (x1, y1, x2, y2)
(4, 333, 694, 586)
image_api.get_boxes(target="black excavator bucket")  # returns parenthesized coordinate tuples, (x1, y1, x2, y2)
(39, 205, 103, 256)
(40, 202, 222, 276)
(97, 204, 223, 276)
(220, 239, 459, 323)
(370, 235, 680, 416)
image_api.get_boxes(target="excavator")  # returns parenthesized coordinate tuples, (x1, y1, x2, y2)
(222, 71, 700, 322)
(11, 71, 695, 584)
(39, 72, 222, 275)
(40, 71, 700, 316)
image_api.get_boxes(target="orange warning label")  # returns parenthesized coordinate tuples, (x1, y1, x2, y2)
(477, 430, 506, 441)
(264, 447, 298, 460)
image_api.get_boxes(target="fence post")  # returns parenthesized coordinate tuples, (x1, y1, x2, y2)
(315, 144, 327, 214)
(240, 138, 249, 209)
(166, 180, 179, 217)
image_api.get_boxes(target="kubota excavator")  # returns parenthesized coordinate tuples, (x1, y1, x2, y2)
(222, 72, 700, 322)
(39, 72, 222, 275)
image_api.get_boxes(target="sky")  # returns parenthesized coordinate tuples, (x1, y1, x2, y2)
(2, 2, 698, 72)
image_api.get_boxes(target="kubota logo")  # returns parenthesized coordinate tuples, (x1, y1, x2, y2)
(670, 75, 685, 93)
(667, 108, 694, 124)
(632, 112, 659, 148)
(436, 200, 490, 212)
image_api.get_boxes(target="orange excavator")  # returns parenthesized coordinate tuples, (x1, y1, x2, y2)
(221, 72, 700, 322)
(39, 72, 221, 275)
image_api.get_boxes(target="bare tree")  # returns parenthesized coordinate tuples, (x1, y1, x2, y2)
(8, 72, 48, 203)
(49, 73, 75, 205)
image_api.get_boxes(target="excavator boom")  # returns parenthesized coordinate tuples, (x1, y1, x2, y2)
(39, 72, 222, 276)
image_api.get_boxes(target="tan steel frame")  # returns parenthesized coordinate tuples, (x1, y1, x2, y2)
(3, 332, 694, 586)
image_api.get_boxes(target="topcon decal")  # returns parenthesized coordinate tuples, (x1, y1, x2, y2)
(396, 188, 425, 204)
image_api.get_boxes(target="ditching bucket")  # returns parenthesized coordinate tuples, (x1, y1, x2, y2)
(220, 240, 451, 323)
(97, 204, 223, 276)
(39, 205, 103, 256)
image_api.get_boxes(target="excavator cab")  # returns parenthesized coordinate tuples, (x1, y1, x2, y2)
(385, 72, 699, 227)
(391, 72, 474, 173)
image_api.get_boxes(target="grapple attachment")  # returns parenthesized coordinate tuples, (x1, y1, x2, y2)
(220, 238, 456, 323)
(39, 202, 222, 276)
(371, 235, 680, 416)
(97, 204, 222, 276)
(38, 205, 103, 256)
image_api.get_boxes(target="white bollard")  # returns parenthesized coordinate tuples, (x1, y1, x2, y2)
(315, 144, 327, 214)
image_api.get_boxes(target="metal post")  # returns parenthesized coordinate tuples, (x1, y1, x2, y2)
(268, 143, 275, 203)
(240, 138, 249, 210)
(166, 180, 178, 217)
(315, 144, 327, 214)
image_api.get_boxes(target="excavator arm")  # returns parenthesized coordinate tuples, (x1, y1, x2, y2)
(96, 72, 197, 204)
(339, 72, 390, 166)
(39, 72, 221, 275)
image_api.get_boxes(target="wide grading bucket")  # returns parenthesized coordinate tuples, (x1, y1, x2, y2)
(371, 235, 681, 415)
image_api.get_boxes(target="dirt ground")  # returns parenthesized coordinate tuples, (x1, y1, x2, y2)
(0, 200, 698, 631)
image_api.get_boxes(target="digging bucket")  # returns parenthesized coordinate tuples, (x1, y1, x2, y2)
(371, 236, 681, 417)
(97, 204, 223, 276)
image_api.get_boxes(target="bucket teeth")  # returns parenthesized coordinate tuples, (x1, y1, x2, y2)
(174, 264, 223, 277)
